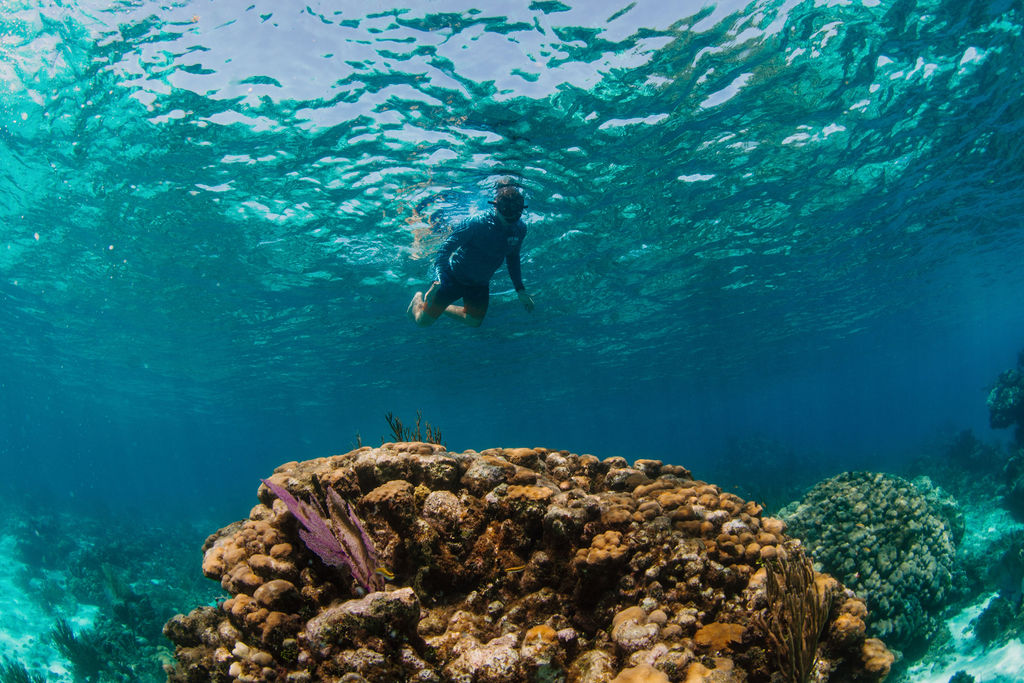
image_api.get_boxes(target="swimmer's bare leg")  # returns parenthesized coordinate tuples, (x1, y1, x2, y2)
(442, 301, 486, 328)
(408, 283, 445, 327)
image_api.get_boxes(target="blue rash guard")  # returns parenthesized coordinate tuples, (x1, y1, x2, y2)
(433, 211, 526, 291)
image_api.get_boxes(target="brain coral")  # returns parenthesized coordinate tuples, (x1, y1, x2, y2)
(164, 443, 892, 682)
(779, 471, 963, 653)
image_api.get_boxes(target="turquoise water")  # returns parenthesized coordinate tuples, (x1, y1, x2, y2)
(2, 0, 1023, 493)
(4, 0, 1022, 502)
(1, 0, 1023, 677)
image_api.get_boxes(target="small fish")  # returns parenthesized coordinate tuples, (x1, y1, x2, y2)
(375, 567, 395, 580)
(504, 564, 527, 574)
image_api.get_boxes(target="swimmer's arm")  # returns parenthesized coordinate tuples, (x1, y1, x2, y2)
(506, 244, 533, 311)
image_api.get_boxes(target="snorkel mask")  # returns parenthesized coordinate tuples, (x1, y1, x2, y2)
(491, 185, 525, 222)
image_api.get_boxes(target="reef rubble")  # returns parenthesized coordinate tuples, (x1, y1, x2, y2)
(164, 443, 893, 682)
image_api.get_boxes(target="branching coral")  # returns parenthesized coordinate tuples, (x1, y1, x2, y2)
(48, 617, 133, 682)
(384, 410, 444, 446)
(754, 551, 831, 683)
(0, 658, 44, 683)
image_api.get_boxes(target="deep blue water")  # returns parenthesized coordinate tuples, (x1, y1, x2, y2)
(2, 0, 1023, 521)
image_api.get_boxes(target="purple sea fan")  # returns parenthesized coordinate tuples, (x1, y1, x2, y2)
(261, 477, 383, 593)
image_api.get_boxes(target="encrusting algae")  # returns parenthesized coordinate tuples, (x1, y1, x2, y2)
(163, 443, 893, 682)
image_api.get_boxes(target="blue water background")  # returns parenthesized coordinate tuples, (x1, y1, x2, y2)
(2, 0, 1023, 522)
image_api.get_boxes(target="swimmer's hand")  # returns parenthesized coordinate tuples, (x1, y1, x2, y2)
(517, 290, 535, 312)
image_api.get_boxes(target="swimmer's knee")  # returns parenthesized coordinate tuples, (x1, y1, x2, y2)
(465, 304, 487, 324)
(420, 302, 445, 325)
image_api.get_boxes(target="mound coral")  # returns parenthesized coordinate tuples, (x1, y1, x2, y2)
(779, 471, 963, 654)
(987, 351, 1024, 440)
(986, 352, 1024, 518)
(164, 443, 892, 682)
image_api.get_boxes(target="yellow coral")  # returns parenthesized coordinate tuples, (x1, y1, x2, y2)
(507, 484, 555, 502)
(523, 624, 557, 643)
(685, 657, 739, 682)
(831, 613, 866, 644)
(862, 637, 894, 676)
(611, 664, 670, 683)
(694, 622, 745, 651)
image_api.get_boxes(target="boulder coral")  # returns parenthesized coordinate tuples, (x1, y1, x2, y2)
(986, 352, 1024, 518)
(987, 351, 1024, 439)
(164, 443, 892, 682)
(779, 471, 963, 655)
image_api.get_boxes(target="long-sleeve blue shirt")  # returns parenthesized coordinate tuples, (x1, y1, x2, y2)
(433, 212, 527, 290)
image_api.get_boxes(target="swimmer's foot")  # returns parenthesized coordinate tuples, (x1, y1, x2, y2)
(407, 291, 424, 321)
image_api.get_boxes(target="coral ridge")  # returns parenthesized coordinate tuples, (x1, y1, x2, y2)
(164, 443, 891, 682)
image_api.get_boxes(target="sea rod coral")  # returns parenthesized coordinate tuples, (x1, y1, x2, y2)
(753, 552, 829, 683)
(164, 442, 892, 682)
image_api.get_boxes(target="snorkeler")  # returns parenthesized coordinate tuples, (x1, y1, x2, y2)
(407, 178, 535, 327)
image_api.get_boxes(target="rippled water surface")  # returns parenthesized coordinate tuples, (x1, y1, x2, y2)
(2, 0, 1024, 502)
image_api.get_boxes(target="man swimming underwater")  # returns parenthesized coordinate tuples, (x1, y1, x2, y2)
(407, 178, 535, 327)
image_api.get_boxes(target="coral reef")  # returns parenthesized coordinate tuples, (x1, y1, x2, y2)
(999, 454, 1024, 521)
(987, 350, 1024, 440)
(0, 657, 44, 683)
(1, 503, 221, 682)
(969, 532, 1024, 647)
(947, 672, 974, 683)
(972, 594, 1018, 645)
(779, 472, 963, 656)
(986, 351, 1024, 518)
(986, 352, 1024, 519)
(164, 443, 892, 682)
(50, 617, 113, 681)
